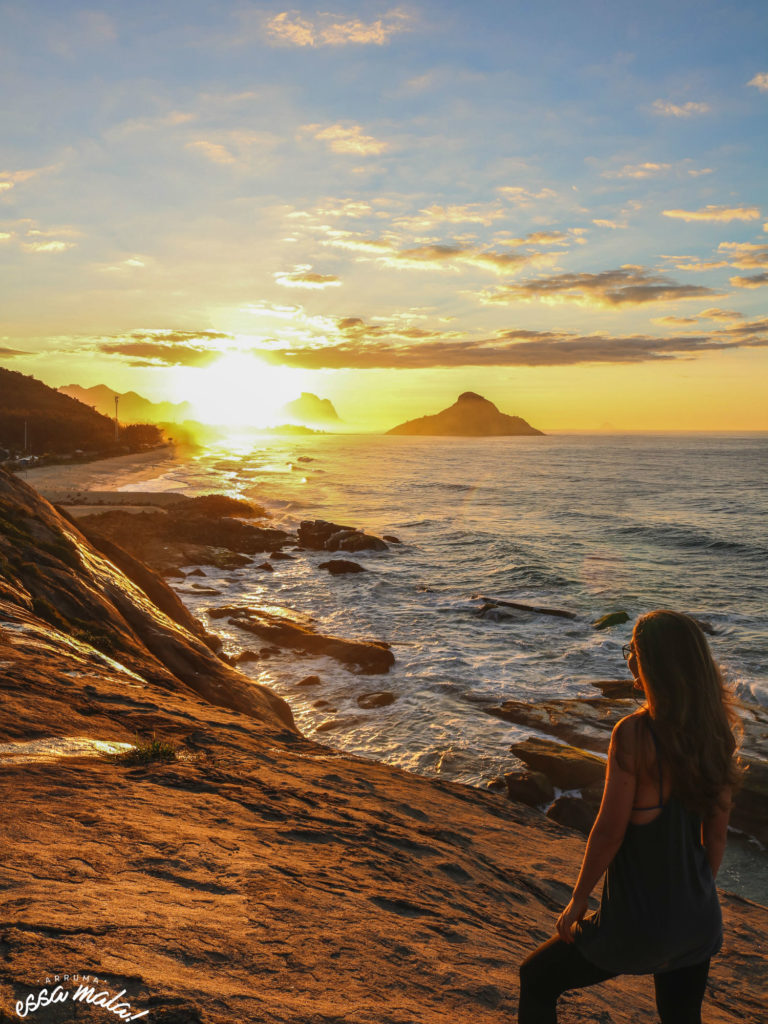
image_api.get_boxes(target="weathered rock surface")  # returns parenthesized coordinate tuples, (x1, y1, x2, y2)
(0, 469, 766, 1023)
(297, 519, 389, 552)
(209, 604, 395, 675)
(357, 691, 397, 709)
(592, 610, 630, 629)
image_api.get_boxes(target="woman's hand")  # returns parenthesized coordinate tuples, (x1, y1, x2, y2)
(556, 893, 589, 943)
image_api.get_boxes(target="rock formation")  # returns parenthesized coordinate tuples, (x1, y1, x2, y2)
(0, 469, 765, 1023)
(281, 392, 341, 426)
(387, 392, 543, 436)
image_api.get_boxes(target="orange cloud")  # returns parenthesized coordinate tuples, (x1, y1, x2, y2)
(730, 272, 768, 289)
(747, 72, 768, 91)
(303, 123, 388, 155)
(266, 9, 412, 47)
(662, 206, 761, 223)
(274, 266, 342, 289)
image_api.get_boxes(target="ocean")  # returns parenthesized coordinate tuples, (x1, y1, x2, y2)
(127, 431, 768, 788)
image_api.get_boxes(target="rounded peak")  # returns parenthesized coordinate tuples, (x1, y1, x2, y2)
(456, 391, 488, 403)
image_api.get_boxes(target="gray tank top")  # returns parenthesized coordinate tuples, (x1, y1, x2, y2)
(574, 722, 723, 974)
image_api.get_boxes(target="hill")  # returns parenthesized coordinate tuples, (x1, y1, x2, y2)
(387, 392, 543, 436)
(0, 368, 118, 454)
(59, 383, 194, 424)
(281, 392, 341, 426)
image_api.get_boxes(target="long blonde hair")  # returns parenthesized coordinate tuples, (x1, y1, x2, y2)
(632, 609, 740, 817)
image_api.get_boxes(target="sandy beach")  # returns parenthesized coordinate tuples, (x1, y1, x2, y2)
(20, 445, 183, 505)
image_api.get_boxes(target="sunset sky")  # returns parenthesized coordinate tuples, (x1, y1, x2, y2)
(1, 1, 767, 430)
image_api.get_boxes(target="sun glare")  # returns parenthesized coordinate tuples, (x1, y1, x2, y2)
(184, 354, 306, 427)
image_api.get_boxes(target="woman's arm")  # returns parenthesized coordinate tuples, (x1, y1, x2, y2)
(702, 787, 732, 879)
(556, 717, 638, 942)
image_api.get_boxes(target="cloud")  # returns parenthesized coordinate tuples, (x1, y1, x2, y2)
(603, 162, 672, 179)
(0, 165, 57, 192)
(22, 240, 76, 254)
(652, 100, 711, 117)
(476, 267, 721, 308)
(747, 72, 768, 92)
(497, 186, 558, 205)
(98, 330, 232, 367)
(717, 242, 768, 268)
(251, 317, 768, 370)
(394, 203, 507, 229)
(186, 140, 237, 165)
(662, 205, 761, 223)
(698, 308, 744, 321)
(274, 266, 342, 289)
(266, 9, 412, 47)
(302, 123, 389, 155)
(593, 219, 628, 230)
(319, 228, 557, 276)
(730, 272, 768, 289)
(0, 347, 28, 357)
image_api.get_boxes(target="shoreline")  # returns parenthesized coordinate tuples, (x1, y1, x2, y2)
(17, 449, 768, 907)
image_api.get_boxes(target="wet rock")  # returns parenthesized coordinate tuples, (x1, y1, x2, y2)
(233, 650, 261, 664)
(270, 551, 294, 560)
(733, 755, 768, 846)
(487, 697, 635, 753)
(357, 691, 396, 709)
(187, 568, 206, 577)
(502, 769, 555, 807)
(313, 699, 335, 710)
(383, 535, 401, 544)
(590, 679, 637, 699)
(168, 494, 268, 519)
(213, 604, 394, 675)
(318, 559, 366, 575)
(256, 561, 274, 572)
(296, 675, 322, 687)
(472, 595, 577, 620)
(592, 610, 630, 630)
(298, 519, 388, 553)
(477, 603, 517, 622)
(511, 737, 607, 790)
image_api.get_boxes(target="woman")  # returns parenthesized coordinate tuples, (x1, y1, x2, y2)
(518, 610, 740, 1024)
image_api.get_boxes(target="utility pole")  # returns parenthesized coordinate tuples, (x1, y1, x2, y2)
(114, 395, 120, 442)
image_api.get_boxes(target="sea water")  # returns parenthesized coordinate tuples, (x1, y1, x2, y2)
(131, 432, 767, 787)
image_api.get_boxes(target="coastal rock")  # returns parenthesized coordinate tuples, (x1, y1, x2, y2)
(502, 769, 555, 807)
(296, 674, 322, 686)
(212, 604, 395, 675)
(256, 561, 275, 572)
(357, 691, 397, 709)
(472, 595, 578, 620)
(487, 697, 636, 752)
(75, 505, 289, 576)
(592, 610, 630, 630)
(270, 551, 295, 560)
(590, 679, 638, 699)
(511, 737, 607, 789)
(319, 559, 366, 575)
(387, 392, 544, 437)
(298, 519, 389, 553)
(546, 790, 603, 834)
(383, 535, 401, 544)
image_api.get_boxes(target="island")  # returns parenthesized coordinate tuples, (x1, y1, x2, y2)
(387, 392, 544, 436)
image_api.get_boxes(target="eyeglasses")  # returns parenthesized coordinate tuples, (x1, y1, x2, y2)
(622, 643, 635, 661)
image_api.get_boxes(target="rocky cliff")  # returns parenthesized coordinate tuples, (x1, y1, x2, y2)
(387, 392, 543, 436)
(0, 469, 764, 1023)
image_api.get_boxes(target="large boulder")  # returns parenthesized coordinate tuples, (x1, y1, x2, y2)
(298, 520, 388, 553)
(511, 737, 607, 790)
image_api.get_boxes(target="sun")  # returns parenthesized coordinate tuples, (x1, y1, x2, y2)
(183, 354, 307, 427)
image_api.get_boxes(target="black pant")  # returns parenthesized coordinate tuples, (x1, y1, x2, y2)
(518, 935, 711, 1023)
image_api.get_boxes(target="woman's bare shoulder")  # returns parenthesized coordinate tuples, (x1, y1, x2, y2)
(610, 711, 649, 770)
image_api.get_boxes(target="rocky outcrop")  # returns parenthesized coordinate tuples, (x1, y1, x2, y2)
(76, 500, 289, 575)
(387, 392, 543, 436)
(281, 392, 341, 426)
(297, 519, 388, 552)
(209, 604, 395, 674)
(0, 468, 295, 732)
(1, 469, 766, 1023)
(319, 559, 366, 575)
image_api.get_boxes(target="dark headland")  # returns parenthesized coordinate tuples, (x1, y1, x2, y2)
(387, 392, 544, 436)
(0, 463, 765, 1022)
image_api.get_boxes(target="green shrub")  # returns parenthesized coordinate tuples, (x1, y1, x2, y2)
(113, 732, 177, 765)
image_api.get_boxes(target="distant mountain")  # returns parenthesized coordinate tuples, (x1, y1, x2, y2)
(387, 392, 544, 436)
(59, 384, 194, 424)
(281, 393, 341, 426)
(0, 368, 116, 454)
